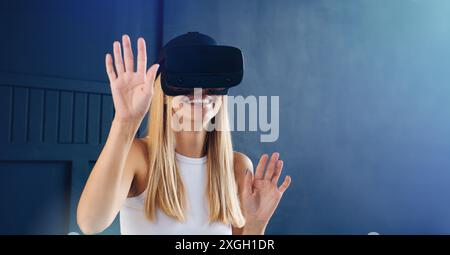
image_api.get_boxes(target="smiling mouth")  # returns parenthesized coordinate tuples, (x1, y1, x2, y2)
(188, 98, 212, 104)
(182, 96, 214, 105)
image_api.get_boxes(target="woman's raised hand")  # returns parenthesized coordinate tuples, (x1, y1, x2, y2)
(241, 152, 292, 234)
(105, 35, 160, 123)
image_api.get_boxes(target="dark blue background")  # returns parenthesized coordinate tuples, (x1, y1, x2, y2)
(1, 0, 450, 234)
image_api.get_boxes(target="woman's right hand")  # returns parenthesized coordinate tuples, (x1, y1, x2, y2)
(105, 34, 160, 123)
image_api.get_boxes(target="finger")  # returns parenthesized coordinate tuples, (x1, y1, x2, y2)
(254, 154, 268, 180)
(105, 53, 117, 81)
(271, 160, 283, 185)
(122, 34, 134, 72)
(278, 175, 291, 194)
(242, 168, 253, 196)
(137, 37, 147, 74)
(264, 152, 279, 180)
(113, 41, 125, 74)
(144, 64, 160, 94)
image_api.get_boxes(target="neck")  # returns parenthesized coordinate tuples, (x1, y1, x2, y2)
(174, 129, 208, 158)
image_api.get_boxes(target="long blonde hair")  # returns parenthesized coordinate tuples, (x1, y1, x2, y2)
(144, 75, 245, 228)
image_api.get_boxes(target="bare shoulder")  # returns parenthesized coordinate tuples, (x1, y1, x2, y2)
(131, 137, 150, 173)
(233, 151, 254, 188)
(126, 137, 150, 197)
(127, 137, 148, 164)
(233, 151, 253, 172)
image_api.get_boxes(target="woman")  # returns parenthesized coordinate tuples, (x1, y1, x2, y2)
(77, 34, 292, 235)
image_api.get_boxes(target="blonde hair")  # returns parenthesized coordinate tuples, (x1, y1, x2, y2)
(144, 75, 245, 228)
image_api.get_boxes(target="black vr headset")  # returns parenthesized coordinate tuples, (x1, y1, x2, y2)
(156, 32, 244, 96)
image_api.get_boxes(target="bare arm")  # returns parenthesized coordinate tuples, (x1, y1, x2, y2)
(76, 34, 159, 234)
(77, 120, 141, 234)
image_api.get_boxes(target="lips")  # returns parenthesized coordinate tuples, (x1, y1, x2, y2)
(188, 98, 211, 104)
(182, 95, 213, 105)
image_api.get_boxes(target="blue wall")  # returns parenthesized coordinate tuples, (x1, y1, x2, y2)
(0, 0, 162, 234)
(2, 0, 450, 234)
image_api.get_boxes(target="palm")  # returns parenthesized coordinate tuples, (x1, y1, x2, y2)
(241, 153, 292, 224)
(111, 73, 151, 120)
(243, 179, 282, 221)
(105, 35, 159, 122)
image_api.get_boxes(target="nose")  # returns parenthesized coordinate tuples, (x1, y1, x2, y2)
(192, 88, 209, 97)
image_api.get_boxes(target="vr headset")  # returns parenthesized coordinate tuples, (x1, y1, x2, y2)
(156, 32, 244, 96)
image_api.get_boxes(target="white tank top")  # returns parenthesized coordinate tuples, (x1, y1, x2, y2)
(119, 152, 232, 235)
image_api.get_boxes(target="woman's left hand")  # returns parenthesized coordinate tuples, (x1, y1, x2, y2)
(241, 152, 292, 234)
